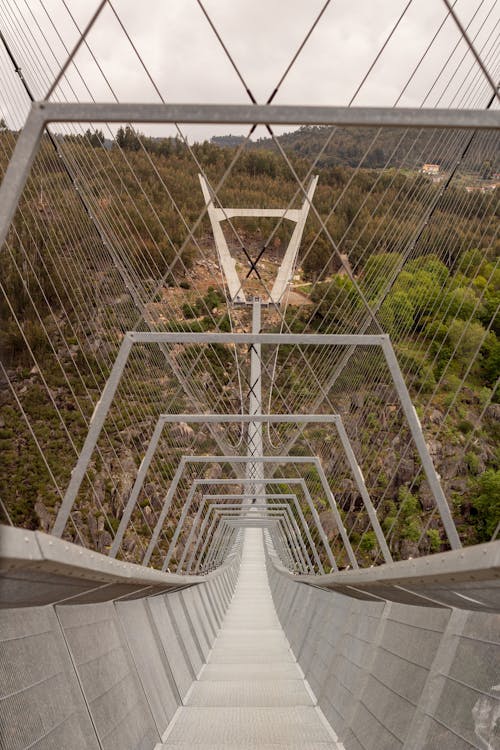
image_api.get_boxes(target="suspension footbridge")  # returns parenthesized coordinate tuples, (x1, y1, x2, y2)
(0, 1, 499, 748)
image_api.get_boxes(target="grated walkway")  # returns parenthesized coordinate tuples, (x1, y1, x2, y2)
(161, 528, 341, 749)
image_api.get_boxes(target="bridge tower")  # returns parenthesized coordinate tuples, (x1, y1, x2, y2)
(199, 174, 318, 504)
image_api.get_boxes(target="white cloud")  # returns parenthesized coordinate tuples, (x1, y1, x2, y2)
(0, 0, 497, 139)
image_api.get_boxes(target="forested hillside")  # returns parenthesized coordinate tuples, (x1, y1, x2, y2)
(0, 123, 498, 564)
(213, 124, 497, 171)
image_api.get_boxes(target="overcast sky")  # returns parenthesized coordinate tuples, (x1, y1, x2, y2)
(0, 0, 497, 139)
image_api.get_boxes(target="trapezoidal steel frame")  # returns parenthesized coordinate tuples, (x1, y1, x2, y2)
(110, 412, 389, 564)
(164, 490, 313, 573)
(170, 491, 317, 574)
(177, 479, 326, 574)
(51, 331, 460, 551)
(175, 495, 313, 574)
(142, 454, 345, 571)
(197, 503, 305, 573)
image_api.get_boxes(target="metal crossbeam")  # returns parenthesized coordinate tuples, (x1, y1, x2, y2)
(198, 506, 294, 572)
(1, 102, 497, 275)
(143, 454, 351, 571)
(111, 411, 388, 564)
(202, 505, 305, 572)
(111, 414, 343, 560)
(170, 495, 313, 574)
(52, 331, 459, 551)
(17, 101, 500, 126)
(207, 514, 296, 572)
(163, 490, 314, 573)
(182, 476, 333, 574)
(176, 478, 325, 574)
(207, 496, 312, 571)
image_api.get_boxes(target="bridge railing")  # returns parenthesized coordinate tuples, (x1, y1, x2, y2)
(0, 528, 241, 750)
(265, 532, 500, 750)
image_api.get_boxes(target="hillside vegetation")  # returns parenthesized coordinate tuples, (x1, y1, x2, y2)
(0, 123, 498, 564)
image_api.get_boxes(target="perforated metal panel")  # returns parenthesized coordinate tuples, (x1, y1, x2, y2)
(268, 558, 500, 750)
(0, 539, 238, 750)
(423, 612, 500, 749)
(180, 589, 212, 659)
(115, 599, 179, 732)
(165, 593, 204, 677)
(0, 607, 99, 750)
(56, 602, 160, 750)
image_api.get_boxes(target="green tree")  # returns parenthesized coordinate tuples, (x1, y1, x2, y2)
(457, 248, 489, 277)
(480, 333, 500, 387)
(310, 276, 361, 332)
(470, 470, 500, 540)
(116, 125, 141, 151)
(379, 290, 414, 334)
(362, 252, 402, 300)
(394, 269, 442, 327)
(481, 160, 493, 180)
(398, 487, 423, 542)
(359, 530, 377, 553)
(447, 319, 487, 374)
(443, 286, 480, 321)
(426, 529, 442, 552)
(84, 128, 105, 147)
(302, 229, 338, 281)
(405, 254, 449, 285)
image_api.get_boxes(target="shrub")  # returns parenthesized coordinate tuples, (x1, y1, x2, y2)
(465, 451, 481, 475)
(310, 276, 361, 332)
(398, 487, 423, 541)
(359, 530, 377, 552)
(362, 252, 403, 300)
(470, 469, 500, 540)
(380, 290, 414, 334)
(405, 254, 449, 285)
(426, 529, 442, 552)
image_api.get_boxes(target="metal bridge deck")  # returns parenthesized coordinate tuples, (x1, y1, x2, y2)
(161, 528, 341, 749)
